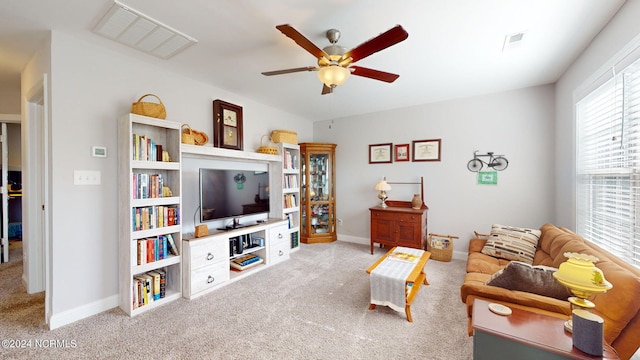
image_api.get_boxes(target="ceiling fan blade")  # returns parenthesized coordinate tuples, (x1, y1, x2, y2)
(276, 24, 329, 60)
(350, 66, 400, 83)
(341, 25, 408, 64)
(262, 66, 317, 76)
(321, 84, 333, 95)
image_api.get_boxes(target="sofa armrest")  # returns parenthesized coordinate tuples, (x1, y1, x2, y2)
(468, 238, 487, 254)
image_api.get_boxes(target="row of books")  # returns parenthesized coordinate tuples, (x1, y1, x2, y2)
(283, 194, 297, 208)
(136, 234, 179, 265)
(132, 205, 179, 231)
(283, 174, 298, 189)
(283, 150, 297, 170)
(133, 268, 166, 308)
(290, 232, 299, 249)
(132, 173, 166, 199)
(230, 254, 263, 271)
(132, 133, 165, 162)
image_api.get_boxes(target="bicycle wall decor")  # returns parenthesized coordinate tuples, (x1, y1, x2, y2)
(466, 151, 509, 172)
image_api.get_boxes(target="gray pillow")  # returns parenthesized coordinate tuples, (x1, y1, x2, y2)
(486, 261, 571, 300)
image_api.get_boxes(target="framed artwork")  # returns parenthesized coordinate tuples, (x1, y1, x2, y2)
(369, 143, 392, 164)
(412, 139, 441, 162)
(394, 144, 410, 162)
(213, 99, 243, 150)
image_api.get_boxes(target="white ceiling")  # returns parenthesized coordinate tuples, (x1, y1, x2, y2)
(0, 0, 626, 121)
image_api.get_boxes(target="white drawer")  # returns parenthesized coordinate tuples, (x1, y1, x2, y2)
(269, 237, 290, 265)
(190, 261, 230, 295)
(189, 238, 228, 270)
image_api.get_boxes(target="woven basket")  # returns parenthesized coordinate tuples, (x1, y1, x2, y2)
(131, 94, 167, 119)
(270, 130, 297, 144)
(181, 124, 195, 145)
(257, 135, 278, 155)
(427, 233, 457, 262)
(191, 129, 209, 145)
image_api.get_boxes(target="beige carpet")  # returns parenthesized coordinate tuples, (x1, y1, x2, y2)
(0, 240, 473, 359)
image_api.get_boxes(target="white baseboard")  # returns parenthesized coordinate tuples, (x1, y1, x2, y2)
(337, 234, 468, 261)
(48, 295, 118, 330)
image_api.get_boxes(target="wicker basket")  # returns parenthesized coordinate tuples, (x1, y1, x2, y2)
(181, 124, 195, 145)
(427, 233, 458, 262)
(270, 130, 298, 144)
(131, 94, 167, 119)
(257, 135, 278, 155)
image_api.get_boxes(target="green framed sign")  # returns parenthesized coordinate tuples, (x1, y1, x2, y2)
(477, 171, 498, 185)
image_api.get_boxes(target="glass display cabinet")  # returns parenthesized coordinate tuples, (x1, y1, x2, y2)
(300, 143, 337, 243)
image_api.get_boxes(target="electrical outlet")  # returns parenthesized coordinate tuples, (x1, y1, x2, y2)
(338, 218, 343, 226)
(74, 170, 101, 185)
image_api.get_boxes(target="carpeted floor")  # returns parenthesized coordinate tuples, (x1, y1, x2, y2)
(0, 240, 473, 359)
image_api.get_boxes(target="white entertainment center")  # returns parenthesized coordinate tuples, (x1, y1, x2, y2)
(118, 114, 300, 315)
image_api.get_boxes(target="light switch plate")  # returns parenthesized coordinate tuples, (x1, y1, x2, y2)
(74, 170, 101, 185)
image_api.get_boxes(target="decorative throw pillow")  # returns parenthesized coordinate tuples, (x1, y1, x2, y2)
(481, 224, 541, 264)
(486, 261, 571, 300)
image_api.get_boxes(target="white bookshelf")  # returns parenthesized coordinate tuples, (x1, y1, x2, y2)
(276, 143, 301, 252)
(118, 113, 182, 316)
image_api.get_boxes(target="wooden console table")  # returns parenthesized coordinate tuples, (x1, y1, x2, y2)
(472, 298, 619, 359)
(369, 200, 428, 254)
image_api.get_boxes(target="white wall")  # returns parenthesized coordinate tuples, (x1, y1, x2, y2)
(314, 85, 556, 256)
(32, 30, 313, 327)
(555, 0, 640, 228)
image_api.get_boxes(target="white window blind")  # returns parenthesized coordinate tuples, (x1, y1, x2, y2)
(577, 57, 640, 268)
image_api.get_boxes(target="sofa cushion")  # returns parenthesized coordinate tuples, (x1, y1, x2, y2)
(486, 261, 571, 300)
(481, 224, 541, 264)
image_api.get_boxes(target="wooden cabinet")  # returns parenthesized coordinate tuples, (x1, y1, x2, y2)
(369, 200, 428, 254)
(300, 143, 337, 243)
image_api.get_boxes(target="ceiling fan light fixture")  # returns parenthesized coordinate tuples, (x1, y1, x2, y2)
(318, 65, 350, 88)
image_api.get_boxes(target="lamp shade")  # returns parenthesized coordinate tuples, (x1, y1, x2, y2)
(374, 180, 391, 191)
(318, 65, 350, 87)
(553, 252, 612, 301)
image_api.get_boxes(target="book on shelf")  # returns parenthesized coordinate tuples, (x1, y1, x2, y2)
(132, 268, 168, 308)
(230, 254, 263, 270)
(166, 234, 179, 256)
(147, 271, 161, 301)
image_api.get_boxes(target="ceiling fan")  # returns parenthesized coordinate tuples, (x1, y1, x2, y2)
(262, 24, 409, 94)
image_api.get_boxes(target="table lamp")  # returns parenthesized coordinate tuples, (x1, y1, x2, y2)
(552, 252, 612, 332)
(374, 178, 392, 208)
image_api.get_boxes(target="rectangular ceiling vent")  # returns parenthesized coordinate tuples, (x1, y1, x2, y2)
(92, 1, 197, 59)
(502, 31, 525, 52)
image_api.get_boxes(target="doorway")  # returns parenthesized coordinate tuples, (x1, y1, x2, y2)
(22, 75, 50, 325)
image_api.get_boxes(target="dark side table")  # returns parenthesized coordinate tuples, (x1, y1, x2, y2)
(472, 298, 619, 360)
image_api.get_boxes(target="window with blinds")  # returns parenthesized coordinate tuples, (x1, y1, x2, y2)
(576, 57, 640, 268)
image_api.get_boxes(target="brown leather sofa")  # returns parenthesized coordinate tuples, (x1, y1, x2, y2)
(460, 223, 640, 360)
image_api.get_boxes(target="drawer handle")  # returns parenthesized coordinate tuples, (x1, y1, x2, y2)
(278, 250, 284, 256)
(207, 275, 215, 283)
(206, 253, 214, 261)
(278, 233, 283, 239)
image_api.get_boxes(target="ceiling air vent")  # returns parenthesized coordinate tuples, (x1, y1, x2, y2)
(502, 31, 525, 52)
(92, 1, 197, 59)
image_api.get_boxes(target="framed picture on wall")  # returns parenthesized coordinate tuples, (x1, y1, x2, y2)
(369, 143, 392, 164)
(412, 139, 441, 162)
(213, 99, 243, 150)
(395, 144, 409, 162)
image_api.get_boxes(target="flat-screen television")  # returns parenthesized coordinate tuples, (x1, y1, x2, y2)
(199, 168, 270, 223)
